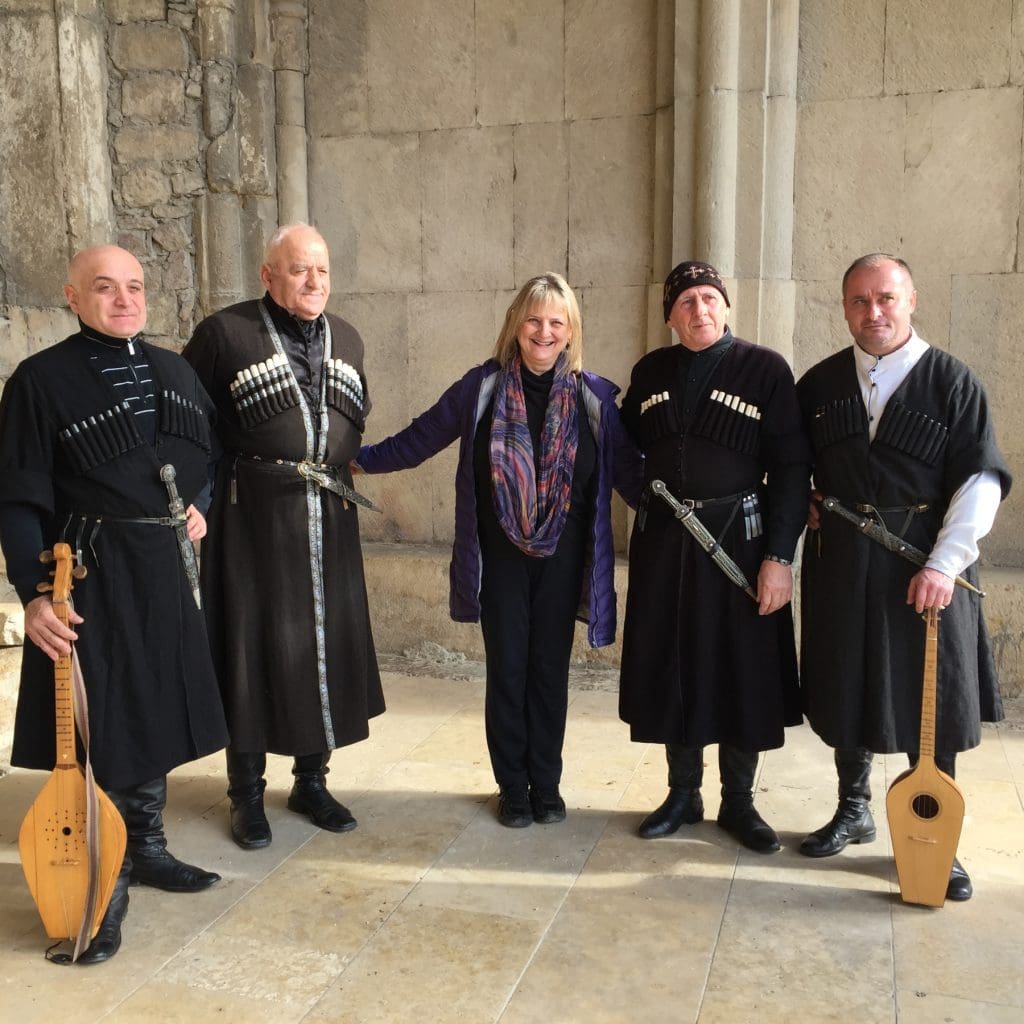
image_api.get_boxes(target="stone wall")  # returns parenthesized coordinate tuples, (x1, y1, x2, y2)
(309, 0, 660, 549)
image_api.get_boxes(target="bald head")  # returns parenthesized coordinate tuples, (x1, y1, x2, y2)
(260, 224, 331, 321)
(65, 245, 147, 338)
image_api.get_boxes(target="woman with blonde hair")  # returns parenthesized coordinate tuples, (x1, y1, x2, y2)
(357, 273, 640, 827)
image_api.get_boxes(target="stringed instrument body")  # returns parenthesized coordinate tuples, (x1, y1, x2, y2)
(885, 606, 965, 908)
(18, 543, 126, 941)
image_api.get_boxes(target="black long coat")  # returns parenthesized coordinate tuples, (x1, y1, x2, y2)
(618, 335, 810, 750)
(0, 334, 228, 789)
(184, 299, 384, 756)
(797, 346, 1011, 753)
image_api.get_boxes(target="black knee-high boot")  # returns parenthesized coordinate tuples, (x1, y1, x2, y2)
(126, 776, 220, 892)
(287, 752, 357, 832)
(800, 747, 876, 857)
(227, 748, 271, 849)
(637, 744, 705, 839)
(716, 744, 780, 854)
(77, 790, 132, 965)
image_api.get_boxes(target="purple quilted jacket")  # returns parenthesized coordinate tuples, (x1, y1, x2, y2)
(358, 359, 642, 648)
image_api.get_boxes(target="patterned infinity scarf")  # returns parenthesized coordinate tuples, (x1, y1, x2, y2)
(489, 351, 579, 557)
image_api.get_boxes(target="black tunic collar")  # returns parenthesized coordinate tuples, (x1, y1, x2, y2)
(262, 291, 325, 343)
(78, 319, 144, 351)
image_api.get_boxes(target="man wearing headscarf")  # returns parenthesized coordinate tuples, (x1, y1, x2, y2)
(184, 224, 383, 851)
(619, 261, 810, 853)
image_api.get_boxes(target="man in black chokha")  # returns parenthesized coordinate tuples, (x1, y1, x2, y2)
(184, 224, 384, 851)
(618, 260, 810, 853)
(0, 244, 227, 963)
(796, 254, 1011, 900)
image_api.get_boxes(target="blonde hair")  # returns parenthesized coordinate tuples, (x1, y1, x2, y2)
(492, 272, 583, 373)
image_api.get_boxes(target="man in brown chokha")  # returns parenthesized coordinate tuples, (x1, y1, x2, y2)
(184, 224, 384, 851)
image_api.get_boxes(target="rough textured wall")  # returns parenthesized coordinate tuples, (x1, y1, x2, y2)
(794, 0, 1023, 567)
(107, 0, 205, 346)
(308, 0, 658, 546)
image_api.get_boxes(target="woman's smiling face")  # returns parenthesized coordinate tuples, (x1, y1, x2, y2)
(516, 300, 570, 374)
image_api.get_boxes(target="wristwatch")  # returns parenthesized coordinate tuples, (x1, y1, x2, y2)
(764, 553, 792, 566)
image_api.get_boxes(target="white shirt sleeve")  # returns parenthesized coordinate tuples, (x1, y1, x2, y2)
(925, 470, 1003, 579)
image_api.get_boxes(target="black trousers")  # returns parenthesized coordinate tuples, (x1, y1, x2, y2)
(479, 536, 585, 792)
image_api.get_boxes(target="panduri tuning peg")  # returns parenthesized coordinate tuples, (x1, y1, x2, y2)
(72, 566, 88, 579)
(36, 582, 53, 593)
(39, 550, 55, 564)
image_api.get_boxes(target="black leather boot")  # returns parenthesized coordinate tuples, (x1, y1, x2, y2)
(77, 788, 131, 965)
(716, 744, 780, 854)
(125, 776, 221, 891)
(287, 753, 357, 832)
(800, 747, 876, 857)
(227, 749, 271, 850)
(77, 848, 132, 965)
(638, 745, 704, 839)
(947, 857, 973, 902)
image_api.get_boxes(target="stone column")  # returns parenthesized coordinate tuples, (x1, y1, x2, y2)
(55, 0, 115, 252)
(196, 0, 244, 316)
(758, 0, 799, 360)
(693, 0, 740, 274)
(270, 0, 310, 226)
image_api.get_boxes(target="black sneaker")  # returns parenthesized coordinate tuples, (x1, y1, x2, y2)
(530, 788, 567, 824)
(497, 787, 533, 828)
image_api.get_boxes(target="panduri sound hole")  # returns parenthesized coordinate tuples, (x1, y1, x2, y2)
(912, 793, 940, 819)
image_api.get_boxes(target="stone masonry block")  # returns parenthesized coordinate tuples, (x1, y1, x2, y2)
(421, 128, 514, 292)
(114, 124, 198, 163)
(161, 249, 194, 290)
(476, 0, 564, 126)
(949, 272, 1024, 568)
(569, 115, 654, 287)
(144, 290, 179, 337)
(152, 218, 191, 252)
(203, 62, 235, 138)
(577, 284, 647, 392)
(407, 291, 494, 411)
(120, 164, 173, 207)
(0, 307, 77, 380)
(1, 13, 68, 306)
(885, 0, 1011, 95)
(171, 168, 205, 196)
(122, 73, 185, 122)
(270, 3, 308, 72)
(513, 122, 569, 284)
(309, 0, 368, 137)
(902, 88, 1021, 277)
(106, 0, 165, 22)
(197, 0, 236, 61)
(311, 134, 422, 295)
(236, 62, 276, 195)
(791, 278, 848, 379)
(206, 121, 241, 192)
(566, 0, 657, 120)
(332, 291, 410, 442)
(1014, 1, 1024, 84)
(111, 24, 189, 73)
(367, 0, 475, 133)
(792, 96, 904, 282)
(797, 0, 885, 102)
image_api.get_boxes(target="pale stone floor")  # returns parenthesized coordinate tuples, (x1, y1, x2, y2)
(1, 670, 1023, 1024)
